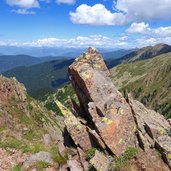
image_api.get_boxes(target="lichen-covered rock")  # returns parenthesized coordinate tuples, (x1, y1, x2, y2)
(66, 48, 171, 170)
(128, 94, 171, 167)
(69, 47, 137, 156)
(56, 100, 92, 150)
(90, 150, 109, 171)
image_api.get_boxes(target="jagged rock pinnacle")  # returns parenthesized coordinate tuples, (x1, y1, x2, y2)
(56, 48, 171, 170)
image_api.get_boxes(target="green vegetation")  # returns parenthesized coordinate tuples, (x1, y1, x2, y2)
(109, 147, 139, 171)
(85, 148, 97, 161)
(110, 52, 171, 118)
(0, 137, 46, 154)
(11, 164, 21, 171)
(32, 161, 51, 171)
(0, 138, 23, 150)
(50, 146, 67, 164)
(3, 59, 74, 99)
(44, 83, 78, 115)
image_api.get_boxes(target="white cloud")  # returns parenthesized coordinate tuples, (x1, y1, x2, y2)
(126, 22, 171, 47)
(127, 22, 171, 38)
(0, 35, 118, 48)
(12, 9, 35, 14)
(153, 26, 171, 37)
(136, 37, 171, 47)
(70, 4, 126, 26)
(127, 22, 151, 34)
(115, 0, 171, 21)
(70, 1, 171, 26)
(56, 0, 75, 5)
(6, 0, 39, 9)
(0, 34, 131, 48)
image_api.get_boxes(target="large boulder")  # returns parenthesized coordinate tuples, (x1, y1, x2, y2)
(68, 47, 137, 156)
(56, 47, 171, 170)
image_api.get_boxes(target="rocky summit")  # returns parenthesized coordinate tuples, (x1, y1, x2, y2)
(1, 48, 171, 171)
(56, 47, 171, 171)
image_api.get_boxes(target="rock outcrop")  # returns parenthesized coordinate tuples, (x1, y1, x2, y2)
(56, 47, 171, 171)
(0, 76, 63, 171)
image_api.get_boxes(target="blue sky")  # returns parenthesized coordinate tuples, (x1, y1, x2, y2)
(0, 0, 171, 48)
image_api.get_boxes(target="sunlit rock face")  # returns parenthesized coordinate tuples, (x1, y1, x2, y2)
(55, 47, 171, 170)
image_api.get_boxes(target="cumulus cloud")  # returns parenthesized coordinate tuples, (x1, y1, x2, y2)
(6, 0, 39, 9)
(136, 37, 171, 47)
(70, 0, 171, 25)
(56, 0, 75, 5)
(153, 26, 171, 37)
(127, 22, 171, 38)
(115, 0, 171, 21)
(70, 4, 126, 26)
(127, 22, 151, 34)
(125, 22, 171, 47)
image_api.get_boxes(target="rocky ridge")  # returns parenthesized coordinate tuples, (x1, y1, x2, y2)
(55, 48, 171, 170)
(0, 48, 171, 171)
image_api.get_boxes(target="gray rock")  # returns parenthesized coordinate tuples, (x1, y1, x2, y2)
(21, 151, 54, 171)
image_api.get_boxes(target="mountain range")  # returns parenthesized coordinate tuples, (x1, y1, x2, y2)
(1, 49, 133, 98)
(43, 44, 171, 119)
(0, 54, 72, 73)
(1, 44, 171, 117)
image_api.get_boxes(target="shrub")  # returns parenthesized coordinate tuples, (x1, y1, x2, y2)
(109, 147, 139, 171)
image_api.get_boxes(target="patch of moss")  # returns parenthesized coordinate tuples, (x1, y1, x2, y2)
(11, 164, 21, 171)
(168, 153, 171, 159)
(33, 161, 51, 171)
(50, 146, 67, 164)
(30, 143, 46, 153)
(85, 148, 97, 161)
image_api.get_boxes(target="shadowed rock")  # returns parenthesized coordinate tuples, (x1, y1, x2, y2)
(56, 100, 92, 151)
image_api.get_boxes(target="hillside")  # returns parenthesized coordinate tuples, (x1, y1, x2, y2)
(110, 52, 171, 118)
(110, 43, 171, 67)
(3, 59, 74, 99)
(0, 54, 69, 73)
(0, 76, 64, 170)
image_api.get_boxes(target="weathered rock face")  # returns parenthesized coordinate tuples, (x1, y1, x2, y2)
(68, 47, 137, 156)
(128, 94, 171, 168)
(0, 76, 26, 105)
(56, 47, 171, 170)
(56, 100, 92, 150)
